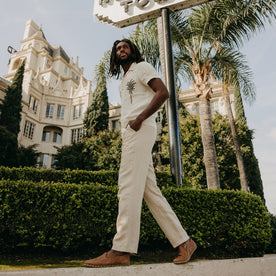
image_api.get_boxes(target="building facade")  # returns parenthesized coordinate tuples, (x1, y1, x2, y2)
(179, 81, 234, 117)
(3, 20, 92, 168)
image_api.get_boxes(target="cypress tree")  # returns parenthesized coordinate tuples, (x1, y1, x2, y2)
(234, 87, 247, 123)
(0, 60, 25, 136)
(83, 61, 109, 137)
(233, 87, 264, 201)
(0, 60, 25, 166)
(0, 126, 18, 166)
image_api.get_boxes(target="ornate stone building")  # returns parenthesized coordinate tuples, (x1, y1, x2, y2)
(179, 81, 234, 117)
(2, 20, 92, 168)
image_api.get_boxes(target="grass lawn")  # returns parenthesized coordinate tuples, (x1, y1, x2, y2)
(0, 248, 178, 271)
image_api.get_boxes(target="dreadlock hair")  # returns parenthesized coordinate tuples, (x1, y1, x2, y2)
(109, 39, 144, 79)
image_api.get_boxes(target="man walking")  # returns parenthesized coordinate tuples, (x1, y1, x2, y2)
(84, 39, 196, 267)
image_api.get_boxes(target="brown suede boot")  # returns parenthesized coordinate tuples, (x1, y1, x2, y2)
(173, 238, 197, 264)
(83, 250, 130, 268)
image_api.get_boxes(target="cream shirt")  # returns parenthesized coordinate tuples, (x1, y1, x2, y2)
(119, 61, 160, 128)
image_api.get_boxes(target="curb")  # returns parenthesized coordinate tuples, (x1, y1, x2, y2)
(1, 255, 275, 276)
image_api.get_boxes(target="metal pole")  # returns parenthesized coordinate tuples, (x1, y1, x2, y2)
(161, 8, 183, 187)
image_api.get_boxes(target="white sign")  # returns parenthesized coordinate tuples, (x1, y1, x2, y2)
(93, 0, 212, 28)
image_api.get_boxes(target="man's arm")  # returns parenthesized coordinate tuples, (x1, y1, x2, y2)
(126, 78, 169, 131)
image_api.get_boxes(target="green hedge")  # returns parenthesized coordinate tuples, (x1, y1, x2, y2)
(0, 166, 175, 188)
(266, 214, 276, 254)
(0, 179, 271, 257)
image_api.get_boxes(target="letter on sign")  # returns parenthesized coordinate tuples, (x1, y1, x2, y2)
(94, 0, 212, 28)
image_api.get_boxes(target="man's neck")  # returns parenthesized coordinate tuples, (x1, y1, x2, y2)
(122, 62, 133, 75)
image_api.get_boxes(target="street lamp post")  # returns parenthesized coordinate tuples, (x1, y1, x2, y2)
(161, 8, 183, 186)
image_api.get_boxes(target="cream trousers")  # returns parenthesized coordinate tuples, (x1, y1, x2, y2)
(112, 123, 189, 254)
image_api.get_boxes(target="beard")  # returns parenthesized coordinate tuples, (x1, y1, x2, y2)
(118, 54, 134, 65)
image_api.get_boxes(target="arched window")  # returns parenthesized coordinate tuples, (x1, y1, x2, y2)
(42, 126, 63, 144)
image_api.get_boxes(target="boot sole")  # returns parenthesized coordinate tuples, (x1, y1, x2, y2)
(83, 263, 130, 268)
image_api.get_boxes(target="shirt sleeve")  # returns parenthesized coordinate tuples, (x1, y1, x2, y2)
(137, 62, 160, 86)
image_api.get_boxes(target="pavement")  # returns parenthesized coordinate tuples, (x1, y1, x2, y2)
(0, 255, 275, 276)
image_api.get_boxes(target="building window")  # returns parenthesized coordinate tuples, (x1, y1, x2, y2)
(73, 104, 84, 120)
(39, 154, 49, 168)
(46, 104, 54, 118)
(42, 131, 51, 142)
(51, 155, 57, 169)
(111, 120, 120, 131)
(211, 101, 219, 115)
(33, 98, 38, 113)
(53, 132, 61, 143)
(42, 127, 62, 143)
(156, 111, 162, 123)
(195, 103, 199, 115)
(73, 105, 79, 120)
(46, 59, 51, 68)
(72, 71, 79, 81)
(23, 121, 35, 139)
(28, 95, 39, 114)
(71, 128, 83, 143)
(57, 105, 65, 119)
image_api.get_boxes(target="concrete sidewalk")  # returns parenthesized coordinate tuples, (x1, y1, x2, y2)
(1, 255, 275, 276)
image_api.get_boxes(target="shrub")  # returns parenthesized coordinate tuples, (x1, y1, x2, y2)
(266, 214, 276, 254)
(0, 166, 174, 188)
(160, 114, 265, 199)
(54, 131, 122, 171)
(0, 179, 271, 257)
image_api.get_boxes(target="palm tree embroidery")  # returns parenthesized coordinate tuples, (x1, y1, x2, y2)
(126, 79, 136, 104)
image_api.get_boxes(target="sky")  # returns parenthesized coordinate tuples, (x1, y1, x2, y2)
(0, 0, 275, 214)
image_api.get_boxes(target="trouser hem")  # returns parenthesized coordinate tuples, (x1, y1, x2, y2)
(111, 245, 137, 254)
(173, 236, 190, 248)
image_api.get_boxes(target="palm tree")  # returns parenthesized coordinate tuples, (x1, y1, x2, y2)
(170, 10, 223, 189)
(167, 0, 276, 189)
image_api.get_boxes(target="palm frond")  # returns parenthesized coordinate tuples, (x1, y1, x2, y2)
(190, 0, 276, 47)
(211, 47, 256, 103)
(93, 50, 111, 84)
(129, 22, 160, 70)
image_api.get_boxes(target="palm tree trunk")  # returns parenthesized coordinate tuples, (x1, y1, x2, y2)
(193, 64, 220, 190)
(223, 85, 249, 192)
(198, 95, 220, 189)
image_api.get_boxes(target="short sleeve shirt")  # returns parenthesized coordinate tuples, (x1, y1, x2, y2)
(119, 61, 160, 127)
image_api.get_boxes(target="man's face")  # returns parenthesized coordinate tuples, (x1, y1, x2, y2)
(116, 41, 134, 65)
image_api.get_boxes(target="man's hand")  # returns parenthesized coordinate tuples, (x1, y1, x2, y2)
(126, 117, 143, 132)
